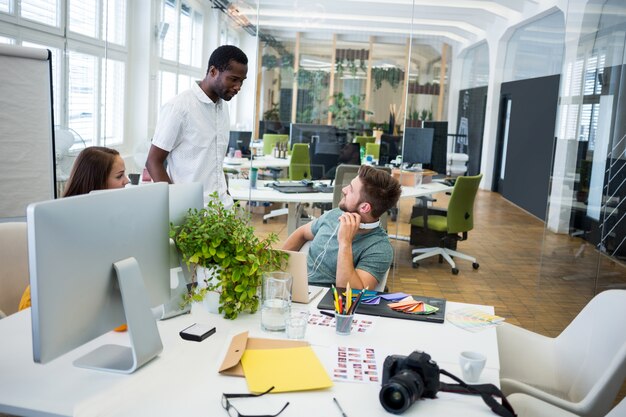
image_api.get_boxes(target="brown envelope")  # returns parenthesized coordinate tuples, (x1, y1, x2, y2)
(218, 331, 309, 377)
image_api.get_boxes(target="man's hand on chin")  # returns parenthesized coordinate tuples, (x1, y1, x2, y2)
(338, 212, 361, 244)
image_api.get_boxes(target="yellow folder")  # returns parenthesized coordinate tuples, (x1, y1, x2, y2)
(240, 345, 333, 393)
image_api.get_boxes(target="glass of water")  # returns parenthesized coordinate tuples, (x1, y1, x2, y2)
(260, 272, 292, 331)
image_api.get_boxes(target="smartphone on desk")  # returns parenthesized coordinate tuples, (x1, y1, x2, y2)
(179, 323, 216, 342)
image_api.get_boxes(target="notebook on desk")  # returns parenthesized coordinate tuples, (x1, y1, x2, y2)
(317, 289, 446, 323)
(280, 250, 323, 304)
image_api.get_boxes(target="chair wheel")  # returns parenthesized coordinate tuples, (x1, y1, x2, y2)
(472, 262, 480, 269)
(412, 262, 419, 269)
(452, 268, 459, 275)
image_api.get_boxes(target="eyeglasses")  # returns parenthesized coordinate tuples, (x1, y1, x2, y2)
(221, 386, 290, 417)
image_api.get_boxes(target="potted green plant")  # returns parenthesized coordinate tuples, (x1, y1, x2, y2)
(170, 193, 287, 319)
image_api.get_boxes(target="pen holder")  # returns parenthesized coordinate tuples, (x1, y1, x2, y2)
(335, 313, 354, 336)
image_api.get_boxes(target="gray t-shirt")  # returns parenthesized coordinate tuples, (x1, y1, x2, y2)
(307, 208, 393, 285)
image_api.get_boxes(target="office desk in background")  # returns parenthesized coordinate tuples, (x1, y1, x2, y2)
(0, 291, 501, 417)
(224, 155, 291, 170)
(229, 179, 453, 235)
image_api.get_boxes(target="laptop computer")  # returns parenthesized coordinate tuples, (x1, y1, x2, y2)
(280, 249, 324, 304)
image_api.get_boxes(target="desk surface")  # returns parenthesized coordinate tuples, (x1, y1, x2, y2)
(224, 155, 291, 169)
(229, 179, 452, 204)
(0, 290, 499, 417)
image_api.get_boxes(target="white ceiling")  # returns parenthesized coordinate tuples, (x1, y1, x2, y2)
(217, 0, 550, 51)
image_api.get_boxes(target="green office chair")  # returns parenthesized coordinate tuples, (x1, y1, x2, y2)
(353, 135, 375, 149)
(365, 143, 380, 160)
(289, 143, 311, 180)
(410, 174, 482, 275)
(262, 134, 289, 156)
(263, 143, 312, 224)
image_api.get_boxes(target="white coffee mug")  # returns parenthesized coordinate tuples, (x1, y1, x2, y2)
(459, 351, 486, 383)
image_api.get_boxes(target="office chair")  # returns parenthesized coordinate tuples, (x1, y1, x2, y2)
(353, 135, 375, 149)
(410, 174, 482, 274)
(262, 134, 289, 156)
(365, 143, 380, 160)
(507, 394, 626, 417)
(289, 143, 311, 180)
(498, 290, 626, 417)
(0, 222, 29, 318)
(263, 144, 312, 224)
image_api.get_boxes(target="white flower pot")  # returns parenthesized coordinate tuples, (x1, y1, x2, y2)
(195, 265, 221, 314)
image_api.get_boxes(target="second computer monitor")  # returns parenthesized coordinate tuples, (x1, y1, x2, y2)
(228, 131, 252, 156)
(402, 127, 435, 167)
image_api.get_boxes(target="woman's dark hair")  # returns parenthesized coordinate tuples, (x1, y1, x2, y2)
(62, 147, 120, 197)
(208, 45, 248, 73)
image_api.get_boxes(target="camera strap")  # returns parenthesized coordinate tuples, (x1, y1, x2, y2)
(439, 369, 517, 417)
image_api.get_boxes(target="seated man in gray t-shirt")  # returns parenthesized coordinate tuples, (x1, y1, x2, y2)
(283, 165, 402, 290)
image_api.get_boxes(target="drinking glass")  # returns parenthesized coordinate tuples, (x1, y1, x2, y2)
(260, 272, 292, 331)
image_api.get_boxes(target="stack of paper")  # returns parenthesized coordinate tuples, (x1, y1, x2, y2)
(446, 306, 505, 332)
(388, 296, 439, 315)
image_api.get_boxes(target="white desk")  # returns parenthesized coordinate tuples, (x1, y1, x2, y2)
(0, 293, 500, 417)
(224, 155, 291, 170)
(229, 179, 453, 235)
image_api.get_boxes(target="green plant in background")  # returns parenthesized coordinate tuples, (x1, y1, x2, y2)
(328, 92, 373, 129)
(421, 109, 429, 121)
(296, 69, 329, 124)
(170, 193, 287, 319)
(371, 67, 404, 90)
(263, 102, 281, 121)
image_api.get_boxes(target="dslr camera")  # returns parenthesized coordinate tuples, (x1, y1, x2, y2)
(379, 351, 440, 414)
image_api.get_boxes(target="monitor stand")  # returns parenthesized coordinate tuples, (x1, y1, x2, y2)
(73, 257, 163, 374)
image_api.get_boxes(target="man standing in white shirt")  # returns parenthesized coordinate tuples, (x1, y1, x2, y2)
(146, 45, 248, 207)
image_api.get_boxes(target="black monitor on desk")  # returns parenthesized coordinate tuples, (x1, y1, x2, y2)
(228, 131, 252, 156)
(290, 123, 343, 180)
(380, 134, 401, 165)
(402, 127, 434, 167)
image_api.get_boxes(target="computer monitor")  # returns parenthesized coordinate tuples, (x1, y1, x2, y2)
(290, 123, 343, 179)
(27, 183, 171, 373)
(228, 131, 252, 156)
(379, 134, 401, 165)
(402, 128, 435, 167)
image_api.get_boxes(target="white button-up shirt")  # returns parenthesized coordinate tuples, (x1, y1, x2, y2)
(152, 81, 233, 207)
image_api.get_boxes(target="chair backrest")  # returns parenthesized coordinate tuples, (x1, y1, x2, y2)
(290, 143, 311, 180)
(446, 174, 482, 234)
(555, 289, 626, 416)
(262, 134, 289, 155)
(0, 222, 29, 317)
(332, 164, 361, 208)
(354, 136, 375, 148)
(365, 143, 380, 160)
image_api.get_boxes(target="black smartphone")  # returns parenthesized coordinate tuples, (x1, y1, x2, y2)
(179, 323, 216, 342)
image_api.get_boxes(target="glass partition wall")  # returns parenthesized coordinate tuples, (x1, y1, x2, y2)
(538, 0, 626, 335)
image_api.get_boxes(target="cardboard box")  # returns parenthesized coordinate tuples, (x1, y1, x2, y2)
(392, 169, 436, 186)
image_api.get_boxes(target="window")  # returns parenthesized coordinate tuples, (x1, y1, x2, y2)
(69, 0, 126, 45)
(156, 0, 204, 109)
(21, 0, 59, 27)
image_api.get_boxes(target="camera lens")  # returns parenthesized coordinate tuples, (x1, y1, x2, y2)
(379, 370, 424, 414)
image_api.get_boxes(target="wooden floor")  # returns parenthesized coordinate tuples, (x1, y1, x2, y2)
(253, 189, 626, 337)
